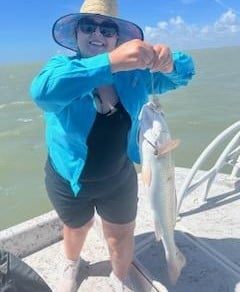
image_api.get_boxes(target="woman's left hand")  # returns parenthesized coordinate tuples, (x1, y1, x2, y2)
(150, 44, 174, 73)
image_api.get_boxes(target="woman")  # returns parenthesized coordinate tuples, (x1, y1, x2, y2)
(30, 0, 195, 291)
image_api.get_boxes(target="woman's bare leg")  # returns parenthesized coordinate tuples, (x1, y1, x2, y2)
(63, 218, 94, 260)
(102, 219, 135, 280)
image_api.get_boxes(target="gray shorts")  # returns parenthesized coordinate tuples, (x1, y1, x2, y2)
(44, 158, 138, 228)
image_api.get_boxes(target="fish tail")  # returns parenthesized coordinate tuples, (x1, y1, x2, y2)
(166, 248, 186, 285)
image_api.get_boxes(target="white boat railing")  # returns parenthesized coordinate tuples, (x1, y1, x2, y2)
(177, 120, 240, 215)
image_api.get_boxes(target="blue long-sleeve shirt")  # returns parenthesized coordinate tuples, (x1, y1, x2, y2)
(30, 52, 195, 195)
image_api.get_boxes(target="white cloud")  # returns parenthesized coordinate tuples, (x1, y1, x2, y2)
(214, 10, 240, 33)
(144, 10, 240, 49)
(169, 16, 185, 26)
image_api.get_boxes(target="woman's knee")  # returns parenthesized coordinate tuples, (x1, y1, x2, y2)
(102, 220, 136, 245)
(64, 218, 94, 235)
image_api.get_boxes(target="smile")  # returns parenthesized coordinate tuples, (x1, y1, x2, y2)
(89, 40, 105, 47)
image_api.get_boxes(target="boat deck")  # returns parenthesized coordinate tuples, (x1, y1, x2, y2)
(2, 167, 240, 291)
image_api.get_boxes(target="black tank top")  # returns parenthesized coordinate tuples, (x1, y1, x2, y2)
(80, 102, 131, 181)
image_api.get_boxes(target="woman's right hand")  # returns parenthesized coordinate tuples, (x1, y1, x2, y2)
(109, 39, 155, 73)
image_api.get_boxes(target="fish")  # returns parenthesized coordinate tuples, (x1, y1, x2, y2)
(138, 98, 186, 285)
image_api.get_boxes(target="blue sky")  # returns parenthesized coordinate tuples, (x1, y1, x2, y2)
(1, 0, 240, 63)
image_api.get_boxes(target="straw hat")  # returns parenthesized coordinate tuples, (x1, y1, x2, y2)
(52, 0, 144, 52)
(80, 0, 118, 16)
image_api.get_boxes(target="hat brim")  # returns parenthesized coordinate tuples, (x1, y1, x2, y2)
(52, 13, 144, 52)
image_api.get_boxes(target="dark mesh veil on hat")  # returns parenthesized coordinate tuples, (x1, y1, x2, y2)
(52, 0, 144, 52)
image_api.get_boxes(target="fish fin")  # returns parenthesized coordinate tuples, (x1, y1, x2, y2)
(141, 165, 152, 187)
(157, 139, 180, 156)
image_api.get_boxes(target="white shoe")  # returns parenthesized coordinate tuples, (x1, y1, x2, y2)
(57, 258, 81, 292)
(109, 272, 134, 292)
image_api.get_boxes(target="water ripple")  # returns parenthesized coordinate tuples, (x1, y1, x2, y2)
(17, 118, 33, 123)
(0, 101, 32, 110)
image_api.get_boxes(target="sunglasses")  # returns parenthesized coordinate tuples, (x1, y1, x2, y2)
(77, 18, 118, 38)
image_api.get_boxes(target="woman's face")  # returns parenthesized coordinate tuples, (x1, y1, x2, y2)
(76, 16, 119, 57)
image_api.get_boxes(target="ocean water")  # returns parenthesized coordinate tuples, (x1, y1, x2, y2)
(0, 47, 239, 230)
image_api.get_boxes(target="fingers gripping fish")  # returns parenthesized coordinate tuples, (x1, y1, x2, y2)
(138, 100, 186, 285)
